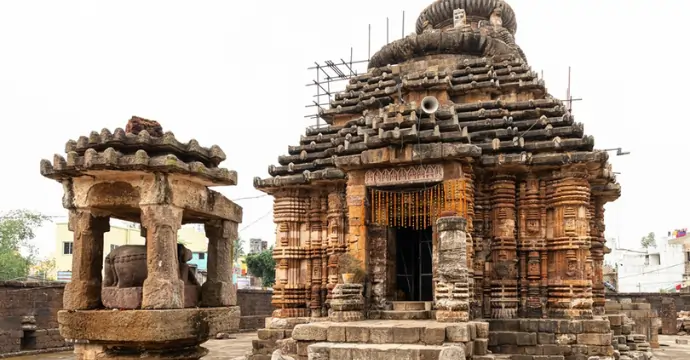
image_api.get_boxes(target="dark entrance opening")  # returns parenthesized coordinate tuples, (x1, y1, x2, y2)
(395, 226, 433, 302)
(20, 330, 36, 350)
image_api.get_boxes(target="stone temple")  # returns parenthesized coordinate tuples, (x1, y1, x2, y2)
(250, 0, 629, 359)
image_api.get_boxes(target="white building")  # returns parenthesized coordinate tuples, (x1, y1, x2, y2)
(604, 236, 685, 293)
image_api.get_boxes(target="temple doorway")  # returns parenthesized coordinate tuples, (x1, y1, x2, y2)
(395, 226, 433, 302)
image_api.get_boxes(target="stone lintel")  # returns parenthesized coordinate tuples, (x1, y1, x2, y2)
(58, 307, 240, 343)
(70, 174, 242, 223)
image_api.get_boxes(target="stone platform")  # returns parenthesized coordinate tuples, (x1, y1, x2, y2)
(252, 319, 491, 360)
(59, 307, 240, 360)
(59, 307, 240, 343)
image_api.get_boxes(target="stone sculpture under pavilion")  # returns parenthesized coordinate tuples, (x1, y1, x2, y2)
(40, 116, 242, 360)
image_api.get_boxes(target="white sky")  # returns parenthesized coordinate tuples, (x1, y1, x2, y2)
(1, 0, 686, 258)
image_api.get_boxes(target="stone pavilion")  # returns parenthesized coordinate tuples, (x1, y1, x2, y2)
(40, 117, 242, 360)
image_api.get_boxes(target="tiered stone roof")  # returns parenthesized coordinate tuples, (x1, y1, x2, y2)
(253, 0, 619, 200)
(41, 117, 236, 186)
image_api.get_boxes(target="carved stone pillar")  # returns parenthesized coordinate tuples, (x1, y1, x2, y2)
(590, 197, 606, 315)
(140, 204, 184, 309)
(434, 216, 470, 322)
(272, 189, 308, 318)
(462, 164, 476, 314)
(546, 166, 593, 319)
(472, 180, 490, 319)
(489, 174, 518, 319)
(326, 190, 347, 307)
(346, 172, 367, 267)
(517, 175, 546, 318)
(201, 220, 237, 307)
(308, 191, 326, 317)
(64, 210, 109, 310)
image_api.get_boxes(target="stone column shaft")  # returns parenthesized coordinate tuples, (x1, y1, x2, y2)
(64, 210, 109, 310)
(489, 174, 518, 319)
(140, 204, 184, 309)
(202, 219, 237, 307)
(434, 216, 470, 322)
(517, 176, 546, 318)
(272, 190, 309, 318)
(546, 167, 593, 319)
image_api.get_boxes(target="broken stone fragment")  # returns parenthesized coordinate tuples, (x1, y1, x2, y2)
(125, 116, 163, 137)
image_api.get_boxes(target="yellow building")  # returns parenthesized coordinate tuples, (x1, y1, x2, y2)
(53, 222, 209, 281)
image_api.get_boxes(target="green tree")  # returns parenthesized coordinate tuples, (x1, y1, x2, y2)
(640, 232, 656, 249)
(246, 248, 275, 288)
(34, 258, 56, 280)
(234, 238, 245, 263)
(0, 210, 51, 281)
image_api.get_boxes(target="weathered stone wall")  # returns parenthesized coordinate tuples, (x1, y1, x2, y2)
(605, 300, 660, 348)
(0, 281, 70, 355)
(607, 292, 690, 335)
(237, 289, 273, 331)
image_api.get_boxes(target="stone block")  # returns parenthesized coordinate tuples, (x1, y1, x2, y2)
(370, 327, 394, 344)
(464, 339, 474, 356)
(474, 338, 488, 355)
(520, 319, 540, 333)
(606, 314, 623, 327)
(556, 320, 582, 334)
(307, 343, 330, 360)
(327, 325, 346, 342)
(587, 345, 614, 357)
(276, 338, 297, 355)
(490, 319, 521, 331)
(576, 333, 612, 346)
(538, 320, 557, 333)
(517, 332, 538, 346)
(392, 326, 421, 344)
(555, 334, 577, 345)
(257, 329, 286, 341)
(489, 331, 517, 346)
(538, 344, 569, 355)
(582, 320, 610, 334)
(538, 333, 555, 344)
(422, 325, 446, 345)
(467, 322, 477, 340)
(512, 355, 534, 360)
(447, 323, 470, 342)
(330, 346, 351, 359)
(296, 341, 315, 357)
(292, 324, 327, 341)
(474, 321, 490, 338)
(438, 346, 465, 360)
(346, 326, 370, 343)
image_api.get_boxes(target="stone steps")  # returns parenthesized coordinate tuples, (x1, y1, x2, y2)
(381, 310, 430, 320)
(307, 342, 499, 360)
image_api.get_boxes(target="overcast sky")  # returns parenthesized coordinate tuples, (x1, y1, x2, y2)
(0, 0, 686, 257)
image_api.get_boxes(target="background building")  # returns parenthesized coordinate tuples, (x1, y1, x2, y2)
(605, 234, 686, 292)
(249, 238, 267, 254)
(53, 221, 208, 281)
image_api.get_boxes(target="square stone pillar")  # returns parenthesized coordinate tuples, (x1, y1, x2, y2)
(64, 210, 109, 310)
(434, 216, 470, 322)
(202, 219, 237, 307)
(140, 204, 184, 309)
